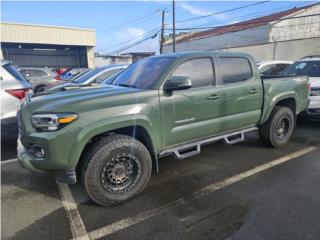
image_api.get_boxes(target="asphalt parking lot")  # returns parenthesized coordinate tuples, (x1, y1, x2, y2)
(1, 117, 320, 240)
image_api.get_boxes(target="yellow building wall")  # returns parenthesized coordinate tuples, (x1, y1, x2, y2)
(1, 22, 96, 46)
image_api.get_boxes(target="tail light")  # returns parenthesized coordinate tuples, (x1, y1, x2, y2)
(307, 83, 311, 95)
(5, 88, 31, 100)
(55, 75, 62, 80)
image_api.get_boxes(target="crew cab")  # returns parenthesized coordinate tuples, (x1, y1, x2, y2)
(17, 51, 309, 206)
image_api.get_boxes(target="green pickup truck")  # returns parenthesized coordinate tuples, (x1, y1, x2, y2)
(18, 51, 309, 206)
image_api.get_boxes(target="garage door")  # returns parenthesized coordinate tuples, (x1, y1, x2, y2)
(1, 43, 88, 68)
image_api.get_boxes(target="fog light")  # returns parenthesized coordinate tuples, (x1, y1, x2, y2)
(27, 145, 45, 158)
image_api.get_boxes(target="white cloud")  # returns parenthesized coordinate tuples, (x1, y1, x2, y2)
(179, 2, 228, 20)
(114, 27, 159, 54)
(180, 2, 212, 16)
(116, 27, 146, 42)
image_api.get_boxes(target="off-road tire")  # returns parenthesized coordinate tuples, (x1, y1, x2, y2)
(259, 106, 295, 148)
(82, 134, 152, 206)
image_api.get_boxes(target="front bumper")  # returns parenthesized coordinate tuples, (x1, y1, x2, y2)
(17, 138, 77, 183)
(17, 138, 45, 173)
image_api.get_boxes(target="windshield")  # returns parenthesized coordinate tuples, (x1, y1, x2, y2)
(102, 70, 124, 85)
(113, 57, 175, 89)
(282, 61, 320, 77)
(72, 67, 104, 83)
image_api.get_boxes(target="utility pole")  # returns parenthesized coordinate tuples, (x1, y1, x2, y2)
(172, 0, 176, 52)
(160, 10, 165, 54)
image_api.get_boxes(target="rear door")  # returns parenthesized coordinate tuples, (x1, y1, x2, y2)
(216, 56, 263, 131)
(160, 57, 227, 147)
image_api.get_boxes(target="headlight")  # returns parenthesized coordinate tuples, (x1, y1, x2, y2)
(31, 113, 77, 131)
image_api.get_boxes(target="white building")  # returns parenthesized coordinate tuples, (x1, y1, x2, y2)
(164, 3, 320, 61)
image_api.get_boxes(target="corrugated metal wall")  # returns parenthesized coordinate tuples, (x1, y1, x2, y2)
(1, 43, 88, 68)
(222, 37, 320, 61)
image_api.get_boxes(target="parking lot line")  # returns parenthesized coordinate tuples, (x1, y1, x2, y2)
(56, 181, 90, 240)
(87, 146, 317, 240)
(1, 158, 18, 164)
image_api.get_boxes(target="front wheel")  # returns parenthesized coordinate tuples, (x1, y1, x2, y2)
(82, 134, 152, 206)
(259, 106, 295, 148)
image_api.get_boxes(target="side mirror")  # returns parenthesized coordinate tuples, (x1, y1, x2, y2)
(164, 76, 192, 92)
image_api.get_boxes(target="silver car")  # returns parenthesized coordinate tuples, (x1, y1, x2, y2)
(47, 64, 128, 92)
(283, 56, 320, 116)
(1, 61, 32, 137)
(19, 67, 59, 93)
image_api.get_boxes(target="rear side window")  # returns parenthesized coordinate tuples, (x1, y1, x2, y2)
(94, 69, 121, 83)
(220, 57, 252, 84)
(29, 70, 48, 77)
(260, 64, 290, 76)
(172, 58, 215, 88)
(20, 69, 48, 77)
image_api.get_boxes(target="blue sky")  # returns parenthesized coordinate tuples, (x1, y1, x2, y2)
(1, 1, 314, 54)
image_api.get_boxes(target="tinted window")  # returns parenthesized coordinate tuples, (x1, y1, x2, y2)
(102, 70, 124, 85)
(220, 57, 252, 84)
(4, 64, 28, 82)
(113, 57, 175, 89)
(283, 61, 320, 77)
(260, 64, 290, 76)
(29, 70, 48, 77)
(73, 67, 106, 83)
(172, 58, 214, 88)
(94, 69, 121, 83)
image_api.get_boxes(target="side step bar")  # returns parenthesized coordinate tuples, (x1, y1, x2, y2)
(160, 127, 257, 160)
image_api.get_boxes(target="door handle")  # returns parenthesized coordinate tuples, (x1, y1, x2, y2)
(207, 94, 220, 100)
(248, 89, 258, 94)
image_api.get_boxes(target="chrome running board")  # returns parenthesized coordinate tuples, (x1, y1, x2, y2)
(159, 127, 257, 160)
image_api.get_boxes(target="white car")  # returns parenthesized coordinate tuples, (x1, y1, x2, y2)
(257, 60, 293, 76)
(282, 56, 320, 116)
(1, 61, 32, 137)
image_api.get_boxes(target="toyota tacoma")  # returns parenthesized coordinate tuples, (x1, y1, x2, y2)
(17, 51, 309, 206)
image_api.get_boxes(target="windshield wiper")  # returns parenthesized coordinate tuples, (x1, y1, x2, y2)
(117, 83, 137, 88)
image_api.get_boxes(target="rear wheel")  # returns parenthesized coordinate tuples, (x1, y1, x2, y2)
(82, 134, 152, 206)
(259, 106, 295, 148)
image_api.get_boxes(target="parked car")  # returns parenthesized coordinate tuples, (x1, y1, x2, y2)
(282, 56, 320, 116)
(57, 68, 90, 81)
(46, 64, 128, 93)
(19, 67, 60, 93)
(17, 51, 309, 206)
(257, 60, 293, 76)
(1, 61, 32, 138)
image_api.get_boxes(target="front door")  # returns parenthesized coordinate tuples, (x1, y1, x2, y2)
(160, 57, 226, 148)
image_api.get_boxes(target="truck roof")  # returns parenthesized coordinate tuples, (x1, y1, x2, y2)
(148, 51, 252, 59)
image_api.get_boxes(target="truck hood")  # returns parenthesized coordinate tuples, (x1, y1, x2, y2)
(27, 85, 142, 113)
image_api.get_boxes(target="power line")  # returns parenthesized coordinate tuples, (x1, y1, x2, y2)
(176, 0, 272, 24)
(177, 1, 316, 30)
(168, 13, 320, 31)
(107, 30, 161, 55)
(99, 26, 160, 52)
